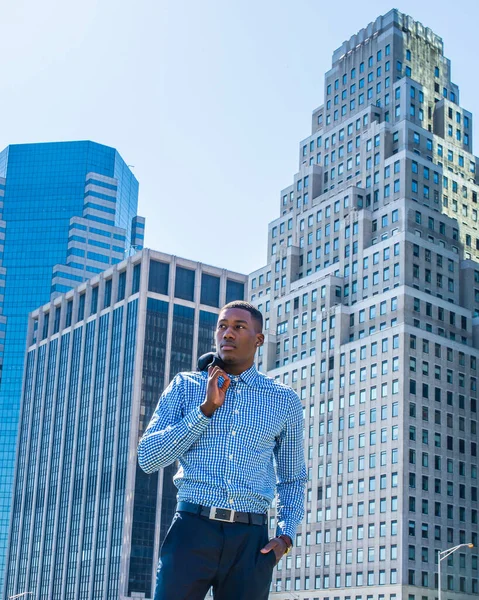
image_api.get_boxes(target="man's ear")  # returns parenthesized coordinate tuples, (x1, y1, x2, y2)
(256, 333, 265, 347)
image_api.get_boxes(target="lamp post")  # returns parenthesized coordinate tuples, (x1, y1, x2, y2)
(437, 543, 473, 600)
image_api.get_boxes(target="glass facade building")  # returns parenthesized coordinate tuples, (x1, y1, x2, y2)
(247, 8, 479, 600)
(0, 141, 141, 596)
(5, 248, 246, 599)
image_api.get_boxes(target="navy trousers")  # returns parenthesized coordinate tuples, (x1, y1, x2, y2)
(154, 511, 276, 600)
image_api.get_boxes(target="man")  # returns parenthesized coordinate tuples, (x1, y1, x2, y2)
(138, 300, 306, 600)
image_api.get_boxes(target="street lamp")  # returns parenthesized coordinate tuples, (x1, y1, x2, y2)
(8, 593, 34, 599)
(437, 543, 474, 600)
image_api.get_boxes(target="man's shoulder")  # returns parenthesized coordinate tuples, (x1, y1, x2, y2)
(167, 371, 207, 393)
(255, 371, 298, 398)
(173, 371, 207, 385)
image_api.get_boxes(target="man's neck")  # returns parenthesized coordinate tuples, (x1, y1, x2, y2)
(225, 361, 254, 376)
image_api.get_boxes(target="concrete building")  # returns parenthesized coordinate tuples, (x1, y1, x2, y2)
(0, 141, 143, 596)
(249, 9, 478, 600)
(4, 248, 246, 599)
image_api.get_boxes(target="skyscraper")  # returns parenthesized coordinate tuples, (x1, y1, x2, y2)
(4, 248, 246, 599)
(0, 141, 142, 596)
(249, 9, 478, 600)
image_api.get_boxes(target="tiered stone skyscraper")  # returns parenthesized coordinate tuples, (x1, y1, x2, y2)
(249, 9, 478, 600)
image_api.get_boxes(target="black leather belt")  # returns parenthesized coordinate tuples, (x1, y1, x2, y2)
(177, 501, 267, 526)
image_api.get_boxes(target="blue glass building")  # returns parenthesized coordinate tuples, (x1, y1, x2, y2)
(0, 141, 141, 596)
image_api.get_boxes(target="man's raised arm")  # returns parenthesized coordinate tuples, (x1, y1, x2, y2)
(137, 374, 211, 473)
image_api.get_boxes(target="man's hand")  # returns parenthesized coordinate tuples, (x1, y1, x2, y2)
(260, 537, 288, 565)
(200, 366, 231, 417)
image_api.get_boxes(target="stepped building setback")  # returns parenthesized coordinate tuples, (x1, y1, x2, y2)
(249, 9, 478, 600)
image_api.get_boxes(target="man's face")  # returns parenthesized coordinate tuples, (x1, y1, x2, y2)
(215, 308, 264, 369)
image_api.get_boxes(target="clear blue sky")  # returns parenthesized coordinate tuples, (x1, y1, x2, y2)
(1, 0, 478, 275)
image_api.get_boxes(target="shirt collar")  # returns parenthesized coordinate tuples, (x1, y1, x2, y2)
(229, 363, 259, 386)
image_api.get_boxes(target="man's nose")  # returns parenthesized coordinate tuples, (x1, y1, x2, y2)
(223, 326, 236, 338)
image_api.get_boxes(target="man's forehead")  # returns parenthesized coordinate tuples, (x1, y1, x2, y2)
(217, 308, 252, 322)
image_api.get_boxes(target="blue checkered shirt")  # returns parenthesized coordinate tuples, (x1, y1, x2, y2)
(138, 364, 306, 540)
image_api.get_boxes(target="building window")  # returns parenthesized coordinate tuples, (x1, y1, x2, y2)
(175, 266, 195, 301)
(200, 273, 220, 307)
(149, 260, 170, 294)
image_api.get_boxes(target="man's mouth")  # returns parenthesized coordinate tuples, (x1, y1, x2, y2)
(221, 344, 236, 351)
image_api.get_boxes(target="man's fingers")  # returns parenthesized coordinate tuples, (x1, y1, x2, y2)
(207, 366, 223, 383)
(220, 375, 231, 391)
(207, 367, 231, 387)
(260, 541, 276, 553)
(214, 368, 230, 383)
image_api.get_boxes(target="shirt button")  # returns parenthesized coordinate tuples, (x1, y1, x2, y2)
(228, 479, 231, 484)
(229, 498, 234, 504)
(235, 410, 239, 415)
(229, 454, 233, 460)
(231, 431, 236, 436)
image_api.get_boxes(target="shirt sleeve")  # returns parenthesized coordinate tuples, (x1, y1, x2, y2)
(273, 389, 307, 541)
(137, 374, 211, 473)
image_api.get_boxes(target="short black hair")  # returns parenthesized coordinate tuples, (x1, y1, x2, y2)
(220, 301, 263, 332)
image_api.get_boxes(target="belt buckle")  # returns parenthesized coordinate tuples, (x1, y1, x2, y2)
(209, 506, 235, 522)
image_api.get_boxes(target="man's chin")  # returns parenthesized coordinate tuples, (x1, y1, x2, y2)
(219, 353, 235, 364)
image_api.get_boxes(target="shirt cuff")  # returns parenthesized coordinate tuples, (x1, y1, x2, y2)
(277, 523, 297, 543)
(183, 405, 211, 434)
